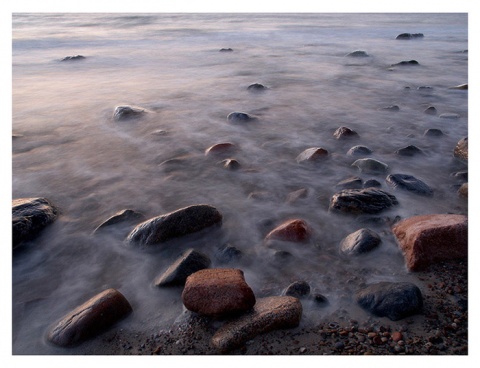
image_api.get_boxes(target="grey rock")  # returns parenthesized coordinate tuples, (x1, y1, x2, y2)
(219, 48, 233, 52)
(363, 179, 382, 188)
(439, 113, 460, 119)
(93, 209, 146, 235)
(340, 228, 381, 255)
(347, 145, 372, 156)
(227, 112, 255, 123)
(424, 106, 437, 115)
(313, 293, 329, 306)
(334, 126, 359, 139)
(396, 33, 424, 39)
(392, 60, 419, 66)
(215, 244, 243, 264)
(424, 128, 443, 137)
(296, 147, 328, 163)
(386, 174, 434, 197)
(221, 158, 241, 170)
(395, 145, 423, 156)
(329, 188, 398, 215)
(336, 176, 363, 190)
(247, 83, 267, 91)
(282, 281, 311, 298)
(380, 105, 400, 112)
(352, 158, 389, 174)
(61, 55, 86, 61)
(449, 83, 468, 90)
(113, 105, 146, 121)
(346, 50, 369, 57)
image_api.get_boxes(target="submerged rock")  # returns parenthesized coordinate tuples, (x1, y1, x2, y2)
(439, 113, 460, 119)
(93, 209, 146, 235)
(13, 197, 59, 248)
(424, 128, 443, 137)
(340, 228, 381, 256)
(363, 179, 382, 188)
(336, 176, 363, 190)
(125, 204, 222, 248)
(227, 112, 255, 123)
(334, 126, 359, 139)
(47, 288, 132, 347)
(215, 243, 243, 264)
(424, 106, 437, 115)
(352, 158, 389, 174)
(282, 281, 311, 299)
(396, 33, 424, 39)
(356, 282, 423, 321)
(379, 105, 400, 112)
(395, 145, 423, 156)
(219, 48, 233, 52)
(211, 296, 302, 352)
(392, 60, 419, 66)
(453, 137, 468, 161)
(329, 188, 398, 215)
(346, 50, 369, 57)
(449, 83, 468, 90)
(205, 142, 237, 156)
(247, 83, 268, 91)
(220, 158, 241, 170)
(386, 174, 433, 197)
(113, 105, 146, 121)
(265, 219, 313, 243)
(347, 145, 372, 156)
(296, 147, 329, 163)
(61, 55, 86, 61)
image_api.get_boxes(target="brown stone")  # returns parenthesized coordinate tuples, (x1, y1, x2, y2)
(182, 268, 256, 317)
(392, 214, 468, 271)
(454, 137, 468, 161)
(211, 296, 302, 352)
(458, 183, 468, 198)
(265, 219, 312, 243)
(392, 331, 403, 342)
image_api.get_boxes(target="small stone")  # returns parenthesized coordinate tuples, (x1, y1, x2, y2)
(313, 293, 329, 306)
(380, 105, 400, 112)
(347, 145, 372, 156)
(424, 106, 437, 115)
(113, 105, 146, 121)
(265, 219, 312, 243)
(392, 60, 419, 66)
(339, 228, 382, 256)
(219, 48, 233, 52)
(296, 147, 328, 163)
(205, 143, 236, 156)
(424, 128, 443, 137)
(386, 173, 433, 197)
(61, 55, 86, 61)
(363, 179, 381, 188)
(395, 145, 423, 156)
(334, 126, 359, 140)
(458, 183, 468, 198)
(346, 50, 369, 57)
(329, 188, 398, 215)
(221, 159, 241, 170)
(392, 331, 403, 342)
(439, 113, 460, 119)
(247, 83, 267, 91)
(227, 112, 255, 123)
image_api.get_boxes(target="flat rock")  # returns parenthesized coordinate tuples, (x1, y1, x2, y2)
(392, 214, 468, 271)
(125, 204, 222, 248)
(352, 158, 389, 174)
(47, 288, 132, 347)
(182, 268, 255, 317)
(61, 55, 86, 61)
(93, 209, 146, 235)
(153, 248, 211, 287)
(329, 188, 398, 215)
(334, 126, 359, 140)
(211, 296, 302, 352)
(396, 33, 424, 39)
(386, 174, 433, 197)
(356, 282, 423, 321)
(296, 147, 328, 163)
(347, 145, 372, 156)
(454, 137, 468, 161)
(340, 228, 381, 255)
(113, 105, 146, 121)
(265, 219, 313, 243)
(12, 197, 59, 248)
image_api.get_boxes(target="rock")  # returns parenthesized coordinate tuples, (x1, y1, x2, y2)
(247, 83, 267, 91)
(113, 105, 146, 121)
(205, 143, 236, 156)
(181, 268, 256, 317)
(392, 60, 419, 66)
(424, 128, 443, 137)
(453, 137, 468, 161)
(340, 228, 381, 256)
(153, 249, 211, 287)
(47, 288, 132, 347)
(352, 158, 389, 174)
(439, 113, 460, 119)
(211, 296, 302, 352)
(221, 158, 241, 170)
(386, 174, 433, 197)
(418, 86, 433, 90)
(265, 219, 313, 243)
(227, 112, 255, 123)
(329, 188, 398, 215)
(296, 147, 328, 163)
(396, 33, 424, 39)
(380, 105, 400, 112)
(336, 176, 363, 190)
(449, 83, 468, 90)
(451, 171, 468, 181)
(355, 282, 423, 321)
(286, 188, 308, 204)
(424, 106, 437, 115)
(125, 204, 222, 248)
(282, 281, 311, 298)
(313, 293, 329, 306)
(93, 209, 146, 235)
(395, 145, 423, 156)
(347, 145, 372, 156)
(346, 50, 369, 57)
(219, 48, 233, 52)
(363, 179, 382, 188)
(61, 55, 86, 61)
(12, 197, 59, 248)
(215, 244, 243, 264)
(392, 214, 468, 271)
(458, 183, 468, 198)
(334, 126, 359, 139)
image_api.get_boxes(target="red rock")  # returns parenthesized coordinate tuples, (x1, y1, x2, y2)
(265, 219, 312, 243)
(392, 214, 468, 271)
(182, 268, 256, 317)
(205, 142, 236, 156)
(392, 331, 403, 342)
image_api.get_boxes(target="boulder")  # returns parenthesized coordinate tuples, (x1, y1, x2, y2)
(386, 174, 433, 197)
(347, 145, 372, 156)
(211, 296, 302, 352)
(346, 50, 369, 57)
(329, 188, 398, 215)
(227, 112, 255, 123)
(113, 105, 146, 121)
(355, 282, 423, 321)
(352, 158, 389, 174)
(334, 126, 359, 140)
(205, 142, 236, 156)
(47, 288, 132, 347)
(395, 145, 423, 156)
(336, 176, 363, 190)
(265, 219, 312, 243)
(182, 268, 256, 317)
(296, 147, 328, 163)
(454, 137, 468, 161)
(12, 197, 59, 248)
(153, 249, 211, 287)
(392, 214, 468, 271)
(93, 209, 146, 235)
(340, 228, 381, 256)
(424, 106, 437, 115)
(282, 281, 310, 299)
(125, 204, 222, 248)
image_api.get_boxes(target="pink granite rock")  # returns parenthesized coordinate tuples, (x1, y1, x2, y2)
(265, 219, 312, 243)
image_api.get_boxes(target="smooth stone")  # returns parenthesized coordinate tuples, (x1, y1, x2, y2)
(47, 288, 132, 347)
(346, 50, 369, 57)
(424, 106, 437, 115)
(265, 219, 313, 243)
(392, 214, 468, 271)
(363, 179, 382, 188)
(221, 158, 241, 170)
(247, 83, 268, 91)
(386, 174, 433, 197)
(396, 33, 424, 39)
(205, 142, 236, 156)
(219, 48, 233, 52)
(61, 55, 86, 61)
(356, 282, 423, 321)
(458, 183, 468, 198)
(453, 137, 468, 161)
(395, 145, 423, 156)
(93, 209, 146, 235)
(347, 145, 372, 156)
(113, 105, 146, 121)
(334, 126, 359, 139)
(227, 112, 255, 123)
(125, 204, 222, 248)
(296, 147, 328, 163)
(329, 188, 398, 215)
(340, 228, 382, 255)
(286, 188, 308, 204)
(211, 296, 302, 352)
(424, 128, 443, 137)
(352, 158, 389, 174)
(336, 176, 363, 190)
(439, 113, 460, 119)
(12, 197, 59, 248)
(449, 83, 468, 90)
(392, 60, 419, 66)
(282, 281, 311, 298)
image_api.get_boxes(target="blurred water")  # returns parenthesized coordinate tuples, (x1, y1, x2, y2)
(12, 13, 468, 354)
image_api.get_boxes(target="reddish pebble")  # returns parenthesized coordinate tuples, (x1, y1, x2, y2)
(392, 331, 403, 342)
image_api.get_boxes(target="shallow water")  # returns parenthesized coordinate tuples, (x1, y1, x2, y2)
(12, 13, 468, 354)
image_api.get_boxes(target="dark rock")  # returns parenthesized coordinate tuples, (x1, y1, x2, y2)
(392, 214, 468, 271)
(221, 158, 241, 170)
(93, 209, 146, 235)
(211, 296, 302, 352)
(205, 142, 236, 156)
(329, 188, 398, 215)
(439, 113, 459, 119)
(125, 204, 222, 248)
(265, 219, 313, 243)
(296, 147, 328, 163)
(282, 281, 311, 298)
(363, 179, 382, 188)
(334, 126, 359, 139)
(395, 145, 423, 156)
(227, 112, 255, 123)
(352, 158, 389, 174)
(380, 105, 400, 112)
(424, 106, 437, 115)
(449, 83, 468, 90)
(219, 48, 233, 52)
(273, 250, 293, 263)
(347, 145, 372, 156)
(313, 293, 329, 306)
(386, 174, 433, 197)
(182, 268, 256, 317)
(113, 105, 146, 121)
(458, 183, 468, 198)
(346, 50, 369, 57)
(12, 197, 59, 248)
(215, 244, 243, 264)
(336, 176, 363, 190)
(424, 128, 443, 137)
(451, 171, 468, 181)
(356, 282, 423, 321)
(396, 33, 424, 39)
(340, 228, 381, 255)
(418, 86, 433, 90)
(392, 60, 419, 66)
(247, 83, 267, 91)
(61, 55, 86, 61)
(153, 248, 211, 287)
(453, 137, 468, 161)
(47, 288, 132, 347)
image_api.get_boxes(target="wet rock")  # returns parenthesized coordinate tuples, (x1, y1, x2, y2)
(113, 105, 146, 121)
(380, 105, 400, 112)
(352, 158, 389, 174)
(272, 250, 293, 263)
(182, 268, 256, 317)
(286, 188, 308, 204)
(329, 188, 398, 215)
(265, 219, 313, 243)
(336, 176, 363, 190)
(227, 112, 255, 123)
(205, 142, 236, 156)
(347, 145, 372, 156)
(451, 171, 468, 181)
(282, 281, 311, 298)
(125, 204, 222, 248)
(153, 248, 211, 287)
(424, 106, 437, 115)
(247, 83, 267, 91)
(439, 113, 460, 119)
(386, 174, 434, 197)
(363, 179, 382, 188)
(340, 228, 381, 256)
(61, 55, 86, 61)
(211, 296, 302, 352)
(392, 60, 420, 66)
(47, 288, 132, 347)
(396, 33, 424, 39)
(453, 137, 468, 161)
(313, 293, 329, 306)
(458, 183, 468, 198)
(215, 244, 243, 264)
(219, 48, 233, 52)
(356, 282, 423, 321)
(220, 158, 241, 170)
(418, 86, 433, 90)
(424, 128, 443, 137)
(346, 50, 369, 57)
(296, 147, 329, 163)
(392, 214, 468, 271)
(449, 83, 468, 90)
(395, 145, 423, 156)
(93, 209, 146, 235)
(334, 126, 359, 140)
(13, 197, 59, 248)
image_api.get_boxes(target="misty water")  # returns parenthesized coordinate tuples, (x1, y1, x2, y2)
(12, 13, 467, 354)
